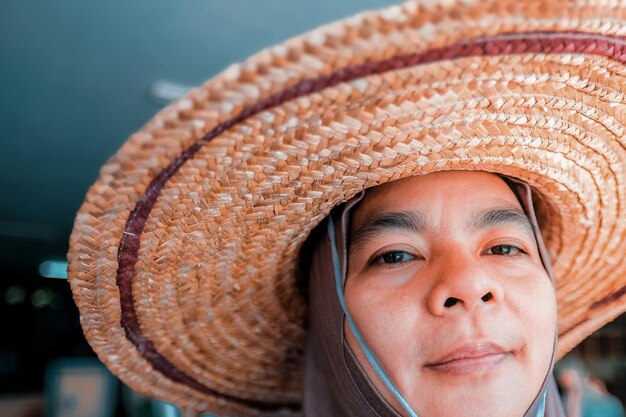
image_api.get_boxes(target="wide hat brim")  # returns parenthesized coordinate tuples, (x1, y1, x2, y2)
(69, 1, 626, 415)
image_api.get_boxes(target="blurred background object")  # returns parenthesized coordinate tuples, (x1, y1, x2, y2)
(44, 359, 116, 417)
(1, 0, 625, 416)
(556, 316, 626, 417)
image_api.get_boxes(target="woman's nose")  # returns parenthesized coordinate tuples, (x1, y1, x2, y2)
(426, 253, 504, 316)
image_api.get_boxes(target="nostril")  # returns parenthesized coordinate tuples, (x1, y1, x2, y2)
(481, 292, 494, 302)
(444, 297, 458, 308)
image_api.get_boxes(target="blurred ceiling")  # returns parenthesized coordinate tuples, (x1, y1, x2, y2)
(0, 0, 396, 275)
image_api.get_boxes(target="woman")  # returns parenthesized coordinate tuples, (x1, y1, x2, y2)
(304, 171, 562, 416)
(68, 1, 626, 416)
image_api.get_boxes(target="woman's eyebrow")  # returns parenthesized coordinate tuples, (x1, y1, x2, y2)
(469, 207, 533, 234)
(349, 211, 427, 254)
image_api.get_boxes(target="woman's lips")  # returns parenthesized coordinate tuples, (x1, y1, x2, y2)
(424, 342, 510, 375)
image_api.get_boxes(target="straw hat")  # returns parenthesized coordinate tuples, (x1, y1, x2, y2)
(68, 0, 626, 415)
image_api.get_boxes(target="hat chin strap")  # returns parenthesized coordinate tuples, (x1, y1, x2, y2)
(327, 215, 420, 417)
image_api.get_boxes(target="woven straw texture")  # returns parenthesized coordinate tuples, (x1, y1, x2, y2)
(69, 0, 626, 415)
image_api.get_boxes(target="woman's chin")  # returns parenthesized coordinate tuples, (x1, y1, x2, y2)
(411, 398, 528, 417)
(404, 375, 536, 417)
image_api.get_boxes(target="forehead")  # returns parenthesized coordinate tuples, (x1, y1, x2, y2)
(352, 171, 522, 226)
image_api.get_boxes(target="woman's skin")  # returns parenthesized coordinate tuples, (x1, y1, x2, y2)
(345, 171, 557, 417)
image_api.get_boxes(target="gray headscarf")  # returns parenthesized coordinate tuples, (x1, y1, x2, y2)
(302, 176, 566, 417)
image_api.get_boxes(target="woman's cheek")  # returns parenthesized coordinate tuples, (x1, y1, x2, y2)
(348, 281, 419, 352)
(512, 271, 557, 377)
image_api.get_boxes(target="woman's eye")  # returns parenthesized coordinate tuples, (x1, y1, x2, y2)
(372, 251, 416, 265)
(486, 245, 524, 256)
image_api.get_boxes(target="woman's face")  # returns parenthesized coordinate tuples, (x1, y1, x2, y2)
(345, 171, 557, 417)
